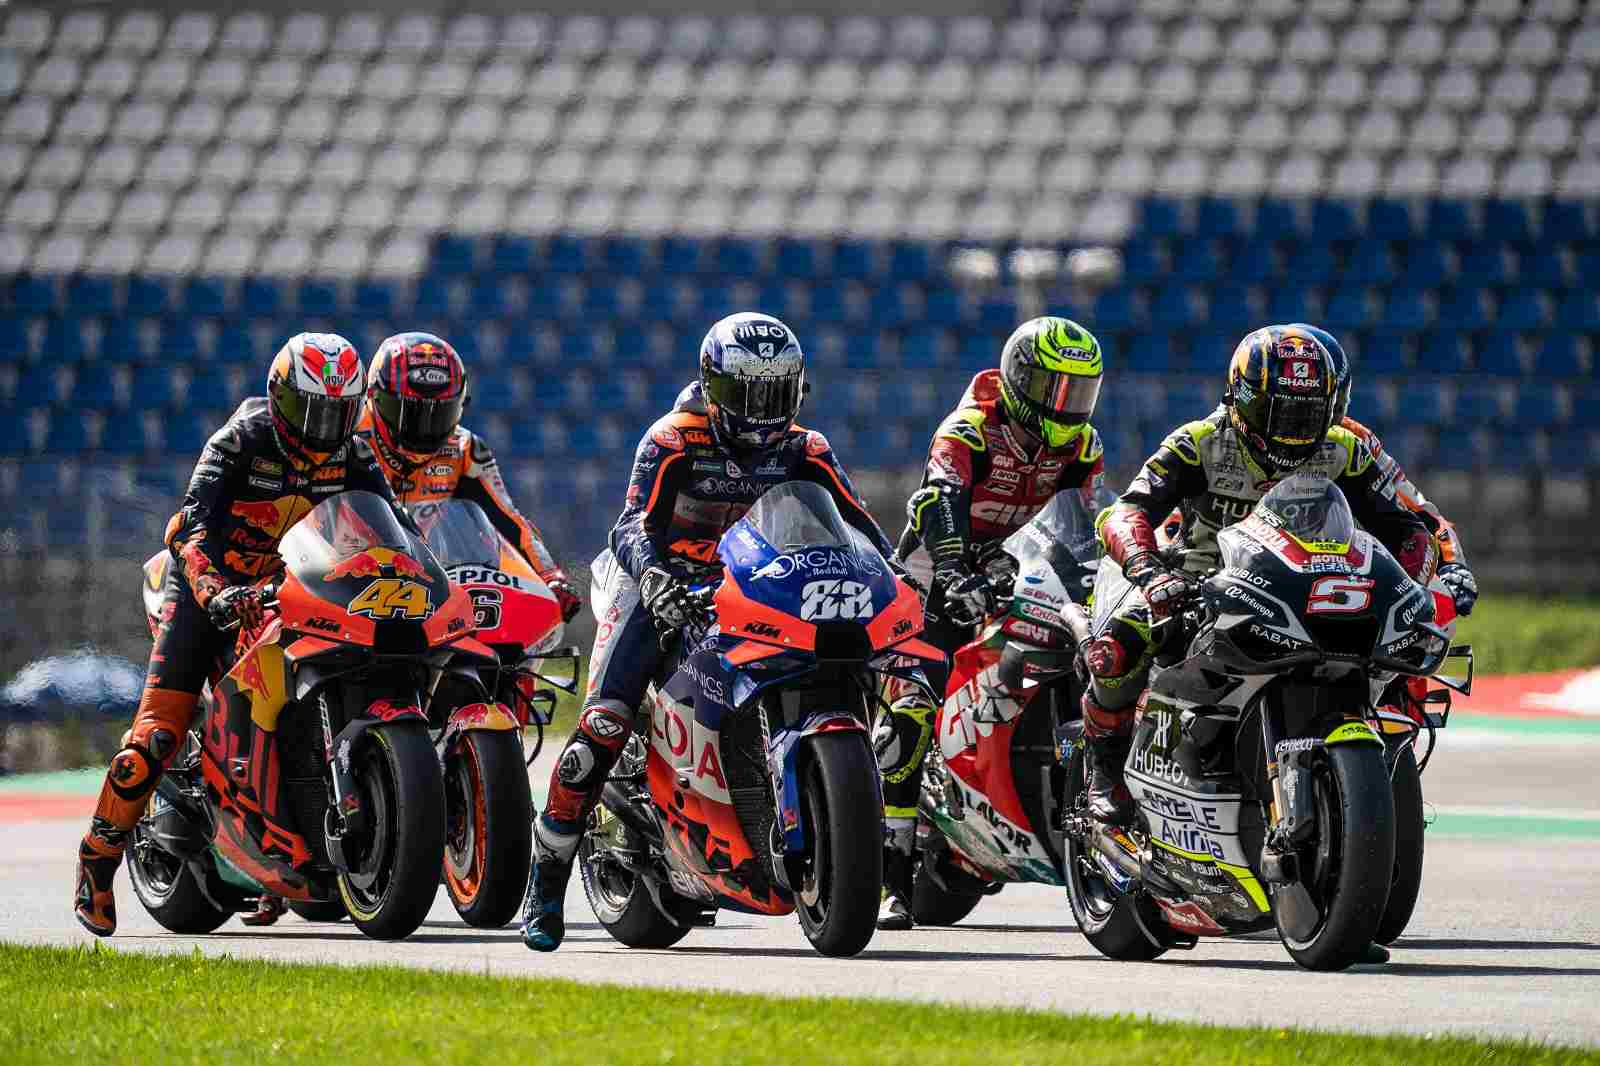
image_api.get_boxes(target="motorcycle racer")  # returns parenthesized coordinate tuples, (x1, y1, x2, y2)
(74, 333, 402, 936)
(357, 331, 581, 622)
(521, 312, 895, 952)
(875, 316, 1107, 930)
(1085, 325, 1435, 833)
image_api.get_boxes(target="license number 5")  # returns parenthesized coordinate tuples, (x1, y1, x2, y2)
(1306, 575, 1374, 615)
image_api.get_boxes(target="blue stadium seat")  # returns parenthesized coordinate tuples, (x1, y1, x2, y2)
(44, 412, 90, 453)
(604, 237, 648, 276)
(1166, 380, 1215, 422)
(1149, 284, 1195, 328)
(583, 279, 623, 319)
(0, 315, 29, 358)
(296, 279, 340, 317)
(1497, 289, 1546, 330)
(922, 286, 962, 328)
(1092, 287, 1137, 330)
(238, 277, 281, 317)
(1569, 385, 1600, 428)
(411, 278, 452, 318)
(43, 317, 86, 361)
(1264, 285, 1310, 323)
(1323, 286, 1372, 330)
(352, 280, 396, 317)
(1171, 242, 1220, 284)
(958, 331, 1002, 370)
(1310, 201, 1359, 241)
(1120, 239, 1163, 282)
(1187, 330, 1235, 371)
(432, 235, 476, 275)
(899, 329, 947, 370)
(163, 411, 212, 453)
(16, 364, 66, 407)
(547, 236, 591, 274)
(1473, 331, 1524, 376)
(1140, 198, 1183, 237)
(1229, 240, 1276, 284)
(832, 241, 875, 280)
(1398, 244, 1450, 288)
(1514, 382, 1563, 428)
(840, 330, 883, 369)
(66, 276, 116, 315)
(1393, 381, 1446, 425)
(1555, 292, 1600, 329)
(809, 282, 850, 324)
(1382, 289, 1429, 330)
(130, 365, 173, 408)
(1255, 198, 1300, 238)
(70, 367, 119, 409)
(1453, 383, 1503, 424)
(713, 239, 761, 278)
(889, 243, 933, 282)
(1126, 334, 1174, 372)
(1483, 200, 1533, 243)
(1521, 250, 1569, 289)
(1342, 241, 1394, 285)
(776, 238, 820, 279)
(1543, 202, 1592, 243)
(1285, 244, 1335, 285)
(491, 236, 535, 274)
(100, 320, 143, 362)
(1535, 333, 1585, 377)
(99, 413, 149, 454)
(9, 276, 56, 313)
(0, 410, 35, 454)
(216, 322, 259, 365)
(1195, 198, 1241, 238)
(1425, 201, 1474, 241)
(559, 331, 595, 364)
(188, 369, 232, 410)
(974, 296, 1017, 333)
(161, 320, 200, 361)
(1367, 199, 1414, 240)
(125, 276, 169, 315)
(1205, 284, 1251, 331)
(657, 237, 700, 276)
(1459, 244, 1508, 286)
(869, 286, 911, 328)
(1353, 333, 1407, 373)
(1438, 287, 1488, 329)
(182, 277, 228, 315)
(468, 278, 508, 316)
(1418, 332, 1470, 373)
(696, 284, 736, 323)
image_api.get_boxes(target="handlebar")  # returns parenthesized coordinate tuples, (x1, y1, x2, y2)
(217, 583, 278, 632)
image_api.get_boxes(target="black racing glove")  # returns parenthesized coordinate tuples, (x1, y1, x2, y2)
(207, 584, 266, 630)
(1124, 552, 1196, 621)
(639, 566, 710, 631)
(938, 566, 996, 628)
(1437, 562, 1478, 617)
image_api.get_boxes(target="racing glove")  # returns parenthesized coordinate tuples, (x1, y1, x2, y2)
(1124, 552, 1196, 621)
(938, 567, 997, 628)
(639, 566, 710, 631)
(207, 584, 266, 631)
(544, 572, 583, 623)
(1437, 562, 1478, 617)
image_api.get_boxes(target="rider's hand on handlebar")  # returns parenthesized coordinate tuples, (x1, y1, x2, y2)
(207, 584, 268, 631)
(545, 573, 583, 623)
(938, 566, 996, 628)
(1124, 553, 1197, 621)
(640, 566, 712, 631)
(1437, 561, 1478, 617)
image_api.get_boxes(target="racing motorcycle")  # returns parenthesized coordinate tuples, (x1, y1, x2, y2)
(1064, 474, 1470, 971)
(912, 487, 1109, 926)
(577, 482, 940, 957)
(415, 498, 580, 928)
(126, 491, 494, 940)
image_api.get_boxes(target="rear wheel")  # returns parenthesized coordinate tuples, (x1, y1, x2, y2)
(1275, 744, 1395, 971)
(287, 898, 346, 922)
(443, 730, 533, 928)
(911, 852, 986, 927)
(578, 800, 697, 948)
(1375, 745, 1424, 945)
(127, 822, 231, 934)
(336, 723, 446, 941)
(795, 732, 882, 957)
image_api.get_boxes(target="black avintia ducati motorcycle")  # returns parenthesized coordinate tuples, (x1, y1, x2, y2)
(1064, 474, 1471, 971)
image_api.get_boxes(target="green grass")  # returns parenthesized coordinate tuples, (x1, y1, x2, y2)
(1456, 596, 1600, 675)
(1, 943, 1592, 1066)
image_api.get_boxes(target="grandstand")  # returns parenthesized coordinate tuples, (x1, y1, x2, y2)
(2, 0, 1598, 655)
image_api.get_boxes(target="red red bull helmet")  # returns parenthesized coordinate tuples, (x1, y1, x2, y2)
(268, 332, 365, 473)
(366, 332, 468, 467)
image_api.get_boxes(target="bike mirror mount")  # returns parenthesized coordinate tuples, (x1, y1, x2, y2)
(1431, 641, 1473, 696)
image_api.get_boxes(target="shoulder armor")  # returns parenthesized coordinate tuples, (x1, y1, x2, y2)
(936, 408, 988, 452)
(1161, 419, 1216, 466)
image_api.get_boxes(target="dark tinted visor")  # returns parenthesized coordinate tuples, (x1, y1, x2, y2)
(374, 390, 463, 454)
(704, 373, 803, 422)
(275, 381, 360, 451)
(1268, 395, 1330, 446)
(1011, 363, 1101, 424)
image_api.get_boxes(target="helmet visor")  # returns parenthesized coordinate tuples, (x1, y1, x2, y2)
(703, 373, 804, 423)
(274, 381, 360, 452)
(1010, 363, 1101, 424)
(1268, 394, 1331, 448)
(373, 390, 463, 455)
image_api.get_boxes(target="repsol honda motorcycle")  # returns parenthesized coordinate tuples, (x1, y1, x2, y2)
(913, 487, 1109, 926)
(126, 491, 494, 940)
(1064, 474, 1469, 971)
(415, 498, 580, 928)
(578, 482, 940, 957)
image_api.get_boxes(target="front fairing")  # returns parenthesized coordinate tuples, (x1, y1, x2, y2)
(414, 497, 563, 654)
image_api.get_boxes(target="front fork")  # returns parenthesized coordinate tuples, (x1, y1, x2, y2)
(319, 689, 428, 871)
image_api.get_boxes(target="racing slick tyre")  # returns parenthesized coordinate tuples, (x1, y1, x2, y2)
(911, 853, 986, 927)
(443, 729, 533, 928)
(287, 899, 347, 922)
(579, 802, 697, 949)
(336, 723, 446, 941)
(1275, 744, 1396, 971)
(127, 823, 232, 935)
(1374, 745, 1424, 945)
(795, 732, 882, 957)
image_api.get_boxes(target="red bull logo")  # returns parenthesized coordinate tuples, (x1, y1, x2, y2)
(231, 498, 297, 534)
(324, 547, 430, 582)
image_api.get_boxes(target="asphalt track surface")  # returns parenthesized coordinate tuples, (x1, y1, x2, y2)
(3, 718, 1598, 1048)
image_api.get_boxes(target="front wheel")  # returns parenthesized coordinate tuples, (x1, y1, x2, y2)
(336, 723, 446, 941)
(1275, 744, 1396, 971)
(795, 732, 882, 957)
(1374, 745, 1424, 945)
(126, 823, 231, 934)
(443, 730, 533, 928)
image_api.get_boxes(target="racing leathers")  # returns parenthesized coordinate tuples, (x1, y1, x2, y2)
(1087, 412, 1435, 808)
(356, 410, 580, 620)
(878, 369, 1105, 870)
(75, 397, 401, 936)
(535, 382, 894, 868)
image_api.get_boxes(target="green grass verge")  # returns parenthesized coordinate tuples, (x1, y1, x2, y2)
(1, 943, 1592, 1066)
(1456, 596, 1600, 675)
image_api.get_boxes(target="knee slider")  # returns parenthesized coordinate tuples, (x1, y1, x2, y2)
(556, 733, 616, 791)
(107, 744, 161, 803)
(576, 705, 632, 756)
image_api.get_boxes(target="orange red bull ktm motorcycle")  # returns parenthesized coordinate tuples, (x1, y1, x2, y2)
(127, 490, 497, 940)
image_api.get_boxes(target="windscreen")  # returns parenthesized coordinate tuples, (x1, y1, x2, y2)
(412, 499, 505, 568)
(1253, 473, 1356, 550)
(738, 481, 864, 555)
(1003, 484, 1113, 570)
(278, 491, 437, 585)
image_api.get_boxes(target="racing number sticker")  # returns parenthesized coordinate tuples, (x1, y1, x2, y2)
(348, 578, 432, 620)
(467, 587, 503, 630)
(1306, 575, 1375, 615)
(800, 579, 873, 621)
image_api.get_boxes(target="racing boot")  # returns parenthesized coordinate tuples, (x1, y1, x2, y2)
(876, 822, 917, 931)
(521, 831, 575, 952)
(241, 894, 286, 927)
(74, 818, 126, 937)
(1081, 688, 1135, 828)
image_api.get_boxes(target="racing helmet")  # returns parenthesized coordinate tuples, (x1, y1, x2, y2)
(1291, 323, 1351, 426)
(1224, 325, 1336, 478)
(366, 332, 468, 466)
(267, 332, 364, 472)
(698, 312, 806, 453)
(998, 316, 1104, 449)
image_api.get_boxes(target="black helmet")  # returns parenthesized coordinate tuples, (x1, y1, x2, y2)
(1291, 323, 1351, 426)
(1225, 325, 1335, 477)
